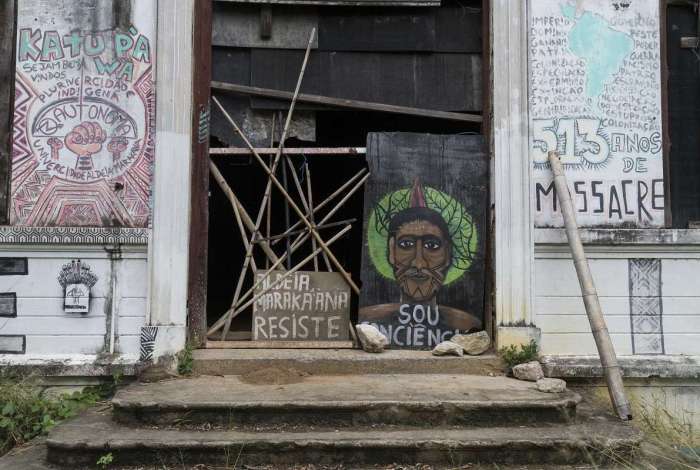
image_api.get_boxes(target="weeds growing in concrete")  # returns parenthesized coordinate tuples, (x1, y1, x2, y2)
(178, 343, 195, 376)
(0, 372, 107, 455)
(497, 339, 539, 369)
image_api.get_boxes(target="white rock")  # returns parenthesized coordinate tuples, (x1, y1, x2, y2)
(536, 378, 567, 393)
(450, 331, 491, 355)
(355, 324, 389, 353)
(432, 341, 464, 357)
(512, 361, 544, 382)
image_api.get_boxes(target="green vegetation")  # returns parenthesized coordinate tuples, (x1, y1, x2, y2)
(498, 339, 539, 369)
(0, 373, 114, 456)
(96, 451, 114, 468)
(177, 342, 195, 376)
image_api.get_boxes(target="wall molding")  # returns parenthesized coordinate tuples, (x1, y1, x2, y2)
(536, 228, 700, 246)
(492, 0, 535, 338)
(0, 227, 149, 245)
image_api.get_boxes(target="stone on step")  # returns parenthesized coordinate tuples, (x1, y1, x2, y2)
(356, 324, 388, 353)
(451, 331, 491, 355)
(537, 378, 567, 393)
(513, 361, 545, 382)
(432, 341, 464, 356)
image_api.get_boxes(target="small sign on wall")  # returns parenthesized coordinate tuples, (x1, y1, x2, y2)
(253, 271, 351, 341)
(58, 260, 98, 315)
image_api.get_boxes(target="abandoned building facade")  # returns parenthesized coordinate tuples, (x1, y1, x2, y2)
(0, 0, 698, 424)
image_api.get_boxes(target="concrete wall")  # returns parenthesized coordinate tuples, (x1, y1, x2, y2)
(535, 230, 700, 356)
(0, 229, 148, 363)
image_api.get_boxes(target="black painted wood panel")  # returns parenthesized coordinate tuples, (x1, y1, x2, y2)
(667, 6, 700, 228)
(359, 132, 488, 349)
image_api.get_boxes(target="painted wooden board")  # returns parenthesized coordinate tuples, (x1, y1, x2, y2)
(319, 6, 481, 53)
(529, 0, 664, 227)
(359, 133, 488, 349)
(249, 50, 481, 111)
(213, 4, 319, 49)
(11, 0, 156, 227)
(252, 271, 351, 341)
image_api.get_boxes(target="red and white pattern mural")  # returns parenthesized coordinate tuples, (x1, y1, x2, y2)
(11, 1, 156, 227)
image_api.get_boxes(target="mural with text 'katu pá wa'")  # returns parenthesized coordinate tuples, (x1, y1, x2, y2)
(11, 0, 155, 227)
(530, 0, 664, 227)
(359, 133, 488, 350)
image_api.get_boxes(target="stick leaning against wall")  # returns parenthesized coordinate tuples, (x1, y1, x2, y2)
(548, 150, 632, 421)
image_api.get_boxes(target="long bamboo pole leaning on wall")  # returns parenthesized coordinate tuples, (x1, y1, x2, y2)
(548, 151, 632, 421)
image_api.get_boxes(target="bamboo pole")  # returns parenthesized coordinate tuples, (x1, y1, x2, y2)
(207, 225, 352, 335)
(548, 151, 632, 421)
(209, 160, 280, 267)
(271, 168, 366, 246)
(218, 28, 317, 340)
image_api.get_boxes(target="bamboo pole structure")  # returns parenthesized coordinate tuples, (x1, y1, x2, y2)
(211, 97, 361, 295)
(217, 28, 317, 340)
(548, 151, 632, 421)
(270, 168, 367, 245)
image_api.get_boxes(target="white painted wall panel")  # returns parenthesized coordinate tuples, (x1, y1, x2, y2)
(662, 260, 700, 296)
(541, 333, 633, 356)
(119, 298, 147, 317)
(24, 335, 105, 355)
(536, 296, 630, 316)
(116, 335, 141, 356)
(539, 314, 700, 334)
(535, 258, 629, 297)
(4, 259, 111, 298)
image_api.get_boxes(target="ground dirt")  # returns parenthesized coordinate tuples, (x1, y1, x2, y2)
(239, 366, 311, 385)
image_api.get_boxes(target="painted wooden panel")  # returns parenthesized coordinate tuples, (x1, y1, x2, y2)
(0, 316, 108, 335)
(529, 0, 664, 227)
(534, 258, 629, 297)
(213, 4, 319, 49)
(11, 0, 156, 227)
(15, 297, 107, 316)
(359, 133, 488, 349)
(541, 332, 633, 356)
(118, 297, 147, 317)
(250, 50, 481, 111)
(115, 334, 140, 356)
(0, 258, 111, 298)
(538, 314, 700, 334)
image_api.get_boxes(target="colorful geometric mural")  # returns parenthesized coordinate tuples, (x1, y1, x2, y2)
(10, 2, 155, 227)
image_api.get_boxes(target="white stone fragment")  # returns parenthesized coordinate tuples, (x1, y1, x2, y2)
(450, 331, 491, 355)
(432, 341, 464, 357)
(355, 324, 389, 353)
(536, 378, 567, 393)
(512, 361, 545, 382)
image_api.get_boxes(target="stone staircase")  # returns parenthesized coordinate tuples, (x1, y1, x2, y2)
(41, 350, 641, 468)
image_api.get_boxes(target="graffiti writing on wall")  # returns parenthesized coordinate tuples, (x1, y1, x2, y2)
(11, 2, 155, 227)
(529, 0, 664, 227)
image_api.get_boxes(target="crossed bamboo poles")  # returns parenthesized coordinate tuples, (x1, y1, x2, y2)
(207, 29, 366, 342)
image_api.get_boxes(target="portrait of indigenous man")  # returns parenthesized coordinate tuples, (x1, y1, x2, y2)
(360, 178, 482, 349)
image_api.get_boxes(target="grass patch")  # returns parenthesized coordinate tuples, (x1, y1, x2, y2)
(177, 342, 195, 376)
(497, 339, 539, 369)
(0, 373, 113, 456)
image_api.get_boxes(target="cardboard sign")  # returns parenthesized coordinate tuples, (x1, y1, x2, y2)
(64, 283, 90, 314)
(253, 271, 350, 341)
(359, 132, 488, 349)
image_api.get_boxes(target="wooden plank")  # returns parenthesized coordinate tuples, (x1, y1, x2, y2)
(0, 0, 16, 224)
(211, 82, 482, 123)
(358, 133, 489, 350)
(435, 4, 482, 53)
(249, 50, 482, 112)
(319, 9, 436, 52)
(205, 340, 354, 349)
(213, 4, 319, 49)
(187, 0, 213, 346)
(210, 147, 366, 155)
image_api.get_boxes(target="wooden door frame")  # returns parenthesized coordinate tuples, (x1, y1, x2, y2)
(187, 0, 213, 347)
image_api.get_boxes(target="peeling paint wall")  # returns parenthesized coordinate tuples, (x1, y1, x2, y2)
(11, 0, 156, 227)
(529, 0, 664, 227)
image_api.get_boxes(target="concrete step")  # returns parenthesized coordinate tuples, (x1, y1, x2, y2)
(192, 349, 504, 376)
(113, 374, 580, 429)
(46, 408, 641, 468)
